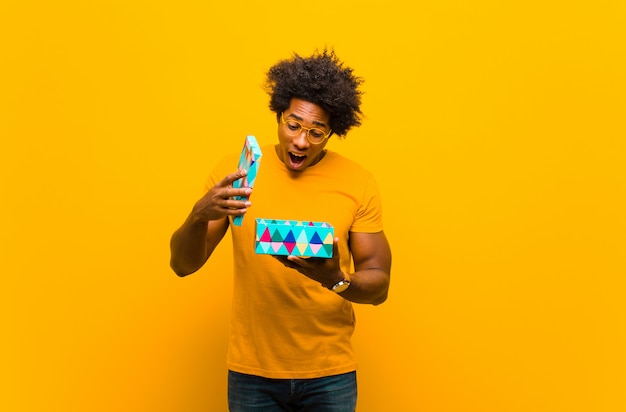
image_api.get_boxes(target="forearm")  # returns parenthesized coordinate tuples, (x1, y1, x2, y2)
(170, 215, 219, 277)
(335, 268, 390, 306)
(277, 232, 392, 305)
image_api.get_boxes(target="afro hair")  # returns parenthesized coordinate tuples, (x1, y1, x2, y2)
(264, 48, 364, 137)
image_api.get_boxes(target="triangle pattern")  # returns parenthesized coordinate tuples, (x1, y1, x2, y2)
(255, 218, 335, 258)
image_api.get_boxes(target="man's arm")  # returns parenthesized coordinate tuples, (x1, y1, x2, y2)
(340, 231, 392, 305)
(274, 231, 392, 305)
(169, 169, 251, 277)
(170, 217, 229, 277)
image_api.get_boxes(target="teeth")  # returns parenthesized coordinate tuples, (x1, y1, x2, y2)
(291, 152, 306, 158)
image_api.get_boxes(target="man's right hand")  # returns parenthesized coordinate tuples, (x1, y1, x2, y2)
(190, 169, 253, 223)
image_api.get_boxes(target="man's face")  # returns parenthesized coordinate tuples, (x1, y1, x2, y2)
(276, 98, 331, 173)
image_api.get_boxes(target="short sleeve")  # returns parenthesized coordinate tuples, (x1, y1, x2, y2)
(204, 153, 239, 193)
(350, 174, 384, 233)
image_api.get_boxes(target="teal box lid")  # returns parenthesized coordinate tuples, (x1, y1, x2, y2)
(255, 218, 334, 258)
(232, 135, 262, 226)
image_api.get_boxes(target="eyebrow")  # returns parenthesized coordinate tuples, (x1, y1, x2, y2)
(287, 113, 328, 129)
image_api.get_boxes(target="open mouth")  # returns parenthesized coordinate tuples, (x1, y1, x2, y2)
(289, 152, 307, 167)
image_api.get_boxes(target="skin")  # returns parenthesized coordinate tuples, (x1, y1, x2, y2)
(170, 98, 391, 305)
(275, 98, 331, 173)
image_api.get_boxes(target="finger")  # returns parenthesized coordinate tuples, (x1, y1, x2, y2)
(286, 255, 309, 267)
(219, 197, 251, 211)
(333, 237, 340, 257)
(221, 206, 248, 216)
(220, 186, 252, 200)
(218, 169, 248, 187)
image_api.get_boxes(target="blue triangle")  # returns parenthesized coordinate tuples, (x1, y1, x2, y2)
(283, 230, 296, 243)
(309, 231, 323, 244)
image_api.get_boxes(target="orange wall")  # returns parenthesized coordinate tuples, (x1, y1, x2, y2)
(1, 1, 625, 411)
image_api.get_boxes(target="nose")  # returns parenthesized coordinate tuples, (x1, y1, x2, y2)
(293, 130, 310, 148)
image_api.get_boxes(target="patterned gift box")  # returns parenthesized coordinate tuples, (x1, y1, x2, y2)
(232, 135, 262, 226)
(255, 218, 334, 258)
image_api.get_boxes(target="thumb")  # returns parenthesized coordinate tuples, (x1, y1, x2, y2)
(332, 237, 340, 258)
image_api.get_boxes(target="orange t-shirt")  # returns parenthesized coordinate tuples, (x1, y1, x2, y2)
(207, 145, 384, 379)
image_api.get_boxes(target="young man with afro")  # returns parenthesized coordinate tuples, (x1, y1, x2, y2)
(170, 48, 392, 412)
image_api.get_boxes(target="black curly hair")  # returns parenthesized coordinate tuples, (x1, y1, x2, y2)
(264, 48, 364, 137)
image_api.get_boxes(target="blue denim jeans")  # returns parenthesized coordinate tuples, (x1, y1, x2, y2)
(228, 370, 357, 412)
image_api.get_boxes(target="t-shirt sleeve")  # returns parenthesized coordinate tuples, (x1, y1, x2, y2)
(350, 174, 384, 233)
(204, 153, 239, 193)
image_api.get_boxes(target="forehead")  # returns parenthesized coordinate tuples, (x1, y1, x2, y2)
(286, 98, 329, 126)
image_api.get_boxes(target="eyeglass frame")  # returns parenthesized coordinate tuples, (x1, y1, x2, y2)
(280, 112, 332, 144)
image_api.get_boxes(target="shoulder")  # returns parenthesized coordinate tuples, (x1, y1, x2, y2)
(317, 151, 381, 204)
(204, 149, 241, 190)
(322, 150, 373, 177)
(210, 151, 239, 175)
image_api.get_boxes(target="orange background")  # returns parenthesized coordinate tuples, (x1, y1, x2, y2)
(1, 1, 625, 411)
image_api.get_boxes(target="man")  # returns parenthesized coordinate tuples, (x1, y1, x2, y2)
(170, 49, 392, 412)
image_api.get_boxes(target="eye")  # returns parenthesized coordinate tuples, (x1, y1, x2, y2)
(309, 129, 325, 139)
(286, 121, 301, 132)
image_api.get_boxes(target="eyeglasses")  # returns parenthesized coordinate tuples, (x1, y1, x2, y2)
(280, 113, 332, 144)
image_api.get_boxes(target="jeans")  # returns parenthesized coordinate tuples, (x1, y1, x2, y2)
(228, 370, 357, 412)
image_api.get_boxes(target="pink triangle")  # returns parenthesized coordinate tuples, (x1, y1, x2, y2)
(260, 228, 271, 242)
(284, 242, 296, 254)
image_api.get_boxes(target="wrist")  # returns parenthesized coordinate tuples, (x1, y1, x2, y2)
(326, 272, 351, 293)
(323, 271, 345, 289)
(187, 210, 210, 226)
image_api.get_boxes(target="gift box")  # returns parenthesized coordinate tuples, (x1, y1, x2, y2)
(232, 135, 262, 226)
(255, 218, 334, 258)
